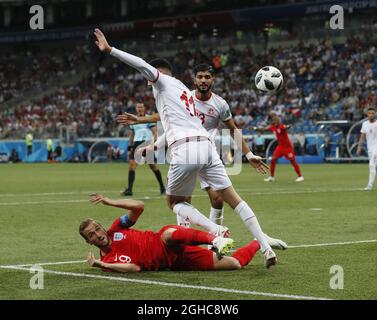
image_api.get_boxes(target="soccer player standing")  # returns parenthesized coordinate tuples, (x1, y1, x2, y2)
(255, 112, 304, 182)
(357, 107, 377, 190)
(119, 63, 269, 231)
(122, 102, 165, 196)
(94, 28, 282, 267)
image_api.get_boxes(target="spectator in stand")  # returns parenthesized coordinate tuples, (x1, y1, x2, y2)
(293, 131, 306, 156)
(254, 131, 266, 157)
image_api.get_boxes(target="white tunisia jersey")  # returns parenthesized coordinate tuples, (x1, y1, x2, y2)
(151, 73, 209, 146)
(361, 119, 377, 152)
(191, 90, 232, 140)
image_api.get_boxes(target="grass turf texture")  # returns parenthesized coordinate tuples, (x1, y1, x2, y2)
(0, 163, 376, 300)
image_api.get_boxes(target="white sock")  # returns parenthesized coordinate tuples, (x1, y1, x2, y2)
(173, 202, 219, 234)
(234, 201, 271, 252)
(368, 165, 376, 187)
(176, 214, 190, 228)
(209, 207, 224, 226)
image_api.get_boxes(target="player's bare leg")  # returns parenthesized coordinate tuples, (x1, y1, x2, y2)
(206, 187, 225, 226)
(217, 185, 278, 268)
(167, 195, 228, 236)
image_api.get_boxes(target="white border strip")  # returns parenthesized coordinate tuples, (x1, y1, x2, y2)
(0, 265, 331, 300)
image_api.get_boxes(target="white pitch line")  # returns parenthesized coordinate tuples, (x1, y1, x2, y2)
(0, 187, 365, 198)
(0, 187, 367, 206)
(2, 239, 376, 269)
(0, 190, 161, 198)
(0, 265, 331, 300)
(288, 239, 377, 248)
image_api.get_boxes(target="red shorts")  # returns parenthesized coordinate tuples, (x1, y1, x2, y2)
(158, 225, 215, 271)
(272, 146, 296, 161)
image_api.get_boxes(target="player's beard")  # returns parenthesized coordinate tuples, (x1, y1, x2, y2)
(197, 83, 212, 94)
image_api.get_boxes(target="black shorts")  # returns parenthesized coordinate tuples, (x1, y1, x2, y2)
(128, 141, 145, 161)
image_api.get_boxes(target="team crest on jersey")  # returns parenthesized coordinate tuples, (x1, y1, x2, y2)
(277, 129, 281, 134)
(208, 108, 215, 115)
(113, 232, 124, 241)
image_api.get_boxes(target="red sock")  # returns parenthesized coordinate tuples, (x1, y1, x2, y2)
(232, 240, 260, 267)
(291, 159, 302, 176)
(270, 158, 277, 177)
(171, 227, 215, 245)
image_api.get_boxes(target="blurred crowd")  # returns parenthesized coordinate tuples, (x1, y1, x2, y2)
(0, 36, 376, 141)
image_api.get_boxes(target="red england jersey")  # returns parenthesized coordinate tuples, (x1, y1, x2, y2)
(268, 123, 293, 149)
(100, 218, 172, 271)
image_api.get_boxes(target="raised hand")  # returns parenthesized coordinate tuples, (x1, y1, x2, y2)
(93, 28, 112, 54)
(87, 251, 102, 268)
(116, 113, 139, 126)
(248, 155, 269, 174)
(90, 193, 112, 206)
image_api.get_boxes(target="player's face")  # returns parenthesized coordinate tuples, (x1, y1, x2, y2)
(367, 110, 376, 121)
(84, 222, 109, 247)
(136, 104, 146, 116)
(194, 71, 214, 94)
(271, 114, 280, 125)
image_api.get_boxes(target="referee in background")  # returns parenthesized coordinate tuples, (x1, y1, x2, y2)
(122, 102, 165, 196)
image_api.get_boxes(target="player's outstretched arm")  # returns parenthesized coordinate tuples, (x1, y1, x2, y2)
(356, 133, 366, 156)
(253, 126, 270, 132)
(87, 251, 141, 272)
(94, 28, 158, 82)
(90, 193, 144, 222)
(224, 119, 269, 174)
(117, 112, 160, 126)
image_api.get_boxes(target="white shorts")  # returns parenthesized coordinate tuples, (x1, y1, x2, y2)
(166, 139, 232, 196)
(368, 150, 377, 167)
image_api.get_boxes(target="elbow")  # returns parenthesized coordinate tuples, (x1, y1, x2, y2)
(135, 202, 144, 214)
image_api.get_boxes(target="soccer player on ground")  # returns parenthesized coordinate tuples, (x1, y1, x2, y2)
(255, 112, 304, 182)
(116, 63, 269, 230)
(122, 102, 165, 196)
(356, 107, 377, 190)
(94, 28, 283, 267)
(80, 194, 286, 273)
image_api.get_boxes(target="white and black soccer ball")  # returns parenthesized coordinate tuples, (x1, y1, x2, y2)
(255, 66, 283, 94)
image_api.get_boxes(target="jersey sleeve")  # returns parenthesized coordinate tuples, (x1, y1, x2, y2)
(110, 47, 159, 82)
(220, 100, 232, 122)
(360, 122, 366, 134)
(107, 215, 135, 233)
(148, 123, 156, 129)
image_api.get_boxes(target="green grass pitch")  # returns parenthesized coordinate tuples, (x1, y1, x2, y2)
(0, 163, 376, 300)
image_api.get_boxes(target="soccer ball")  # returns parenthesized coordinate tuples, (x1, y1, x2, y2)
(255, 66, 283, 94)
